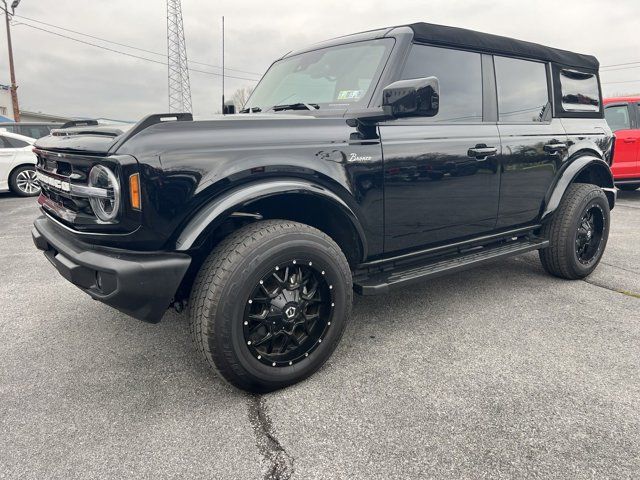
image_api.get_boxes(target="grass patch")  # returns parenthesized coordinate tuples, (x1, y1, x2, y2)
(618, 290, 640, 299)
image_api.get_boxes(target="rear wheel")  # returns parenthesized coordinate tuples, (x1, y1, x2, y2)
(539, 183, 610, 279)
(9, 165, 40, 197)
(617, 184, 639, 191)
(189, 220, 353, 393)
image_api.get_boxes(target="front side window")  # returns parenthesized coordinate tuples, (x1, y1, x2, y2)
(559, 70, 600, 112)
(495, 56, 549, 123)
(604, 105, 631, 132)
(244, 39, 394, 111)
(400, 44, 482, 122)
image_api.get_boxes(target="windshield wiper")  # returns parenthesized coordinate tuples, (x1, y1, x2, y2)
(239, 107, 262, 113)
(271, 103, 320, 112)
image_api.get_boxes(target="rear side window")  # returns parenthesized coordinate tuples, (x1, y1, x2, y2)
(2, 136, 29, 148)
(559, 70, 600, 112)
(494, 56, 549, 122)
(400, 44, 482, 122)
(604, 105, 631, 131)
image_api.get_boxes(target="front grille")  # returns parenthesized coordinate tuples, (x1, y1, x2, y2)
(35, 149, 111, 229)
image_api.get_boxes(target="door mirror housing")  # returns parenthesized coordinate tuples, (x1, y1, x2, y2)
(382, 76, 439, 118)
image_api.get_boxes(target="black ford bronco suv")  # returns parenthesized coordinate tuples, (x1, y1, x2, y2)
(32, 23, 615, 392)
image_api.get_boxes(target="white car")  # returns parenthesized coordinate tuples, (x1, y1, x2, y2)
(0, 131, 40, 197)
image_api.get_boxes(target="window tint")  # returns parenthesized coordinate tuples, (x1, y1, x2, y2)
(559, 70, 600, 112)
(494, 56, 549, 122)
(604, 105, 631, 132)
(0, 137, 12, 149)
(400, 44, 482, 122)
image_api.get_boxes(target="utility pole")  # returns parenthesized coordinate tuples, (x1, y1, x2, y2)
(221, 16, 225, 113)
(2, 0, 20, 121)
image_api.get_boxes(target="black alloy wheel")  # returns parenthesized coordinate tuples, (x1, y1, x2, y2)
(575, 204, 605, 266)
(244, 260, 334, 367)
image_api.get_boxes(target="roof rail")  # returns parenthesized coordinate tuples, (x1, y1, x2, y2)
(61, 119, 99, 129)
(108, 113, 193, 153)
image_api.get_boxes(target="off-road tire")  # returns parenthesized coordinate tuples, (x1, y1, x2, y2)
(189, 220, 353, 393)
(539, 183, 610, 279)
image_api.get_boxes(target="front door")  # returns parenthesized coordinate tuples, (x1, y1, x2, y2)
(381, 124, 501, 253)
(380, 43, 500, 254)
(605, 103, 638, 179)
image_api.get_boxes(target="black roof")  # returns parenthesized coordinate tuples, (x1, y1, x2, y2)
(407, 23, 598, 71)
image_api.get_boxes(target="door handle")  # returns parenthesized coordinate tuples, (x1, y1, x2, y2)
(623, 138, 637, 143)
(467, 145, 497, 159)
(544, 143, 567, 155)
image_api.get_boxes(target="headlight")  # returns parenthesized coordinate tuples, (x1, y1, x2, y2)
(88, 165, 120, 222)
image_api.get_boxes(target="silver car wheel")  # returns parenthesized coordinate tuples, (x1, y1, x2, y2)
(15, 169, 40, 195)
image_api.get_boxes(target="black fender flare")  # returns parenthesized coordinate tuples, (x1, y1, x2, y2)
(173, 178, 368, 259)
(541, 155, 616, 221)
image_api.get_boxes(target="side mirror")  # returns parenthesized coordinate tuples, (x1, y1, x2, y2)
(382, 76, 439, 118)
(223, 101, 236, 115)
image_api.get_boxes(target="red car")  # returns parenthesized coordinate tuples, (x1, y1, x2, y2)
(604, 96, 640, 190)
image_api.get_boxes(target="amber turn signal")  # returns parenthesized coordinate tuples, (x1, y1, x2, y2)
(129, 173, 141, 210)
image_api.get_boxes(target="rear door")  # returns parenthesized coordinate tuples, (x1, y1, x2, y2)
(0, 136, 19, 188)
(604, 103, 638, 179)
(494, 56, 568, 228)
(380, 44, 501, 253)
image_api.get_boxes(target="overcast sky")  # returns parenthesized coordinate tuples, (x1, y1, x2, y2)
(0, 0, 638, 120)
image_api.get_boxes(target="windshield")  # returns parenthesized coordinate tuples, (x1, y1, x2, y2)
(244, 39, 394, 111)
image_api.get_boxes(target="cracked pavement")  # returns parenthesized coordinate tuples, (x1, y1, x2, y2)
(1, 191, 639, 479)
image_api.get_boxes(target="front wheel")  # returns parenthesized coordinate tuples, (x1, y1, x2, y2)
(189, 220, 353, 393)
(539, 183, 610, 279)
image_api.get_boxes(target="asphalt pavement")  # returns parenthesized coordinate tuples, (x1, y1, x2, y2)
(1, 191, 638, 479)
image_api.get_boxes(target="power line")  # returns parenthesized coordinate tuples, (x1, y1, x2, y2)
(13, 21, 259, 82)
(601, 61, 640, 68)
(601, 79, 640, 85)
(12, 12, 263, 77)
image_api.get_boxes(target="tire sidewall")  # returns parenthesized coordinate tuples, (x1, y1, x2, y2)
(209, 232, 351, 390)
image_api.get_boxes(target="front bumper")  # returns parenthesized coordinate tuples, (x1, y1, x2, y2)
(32, 216, 191, 323)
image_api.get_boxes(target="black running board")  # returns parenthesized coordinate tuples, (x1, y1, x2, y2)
(354, 238, 549, 295)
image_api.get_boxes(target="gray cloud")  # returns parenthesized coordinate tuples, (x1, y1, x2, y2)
(1, 0, 638, 120)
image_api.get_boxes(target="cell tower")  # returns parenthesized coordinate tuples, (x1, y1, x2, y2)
(166, 0, 192, 113)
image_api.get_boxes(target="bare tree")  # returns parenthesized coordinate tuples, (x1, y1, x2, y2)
(232, 86, 254, 110)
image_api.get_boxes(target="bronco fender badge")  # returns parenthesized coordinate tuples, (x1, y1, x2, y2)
(348, 153, 373, 163)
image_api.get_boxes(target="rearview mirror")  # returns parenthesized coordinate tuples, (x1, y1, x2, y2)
(382, 76, 439, 118)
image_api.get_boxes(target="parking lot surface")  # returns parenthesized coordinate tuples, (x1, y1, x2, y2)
(1, 191, 639, 479)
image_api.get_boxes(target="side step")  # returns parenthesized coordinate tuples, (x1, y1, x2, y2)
(354, 238, 549, 295)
